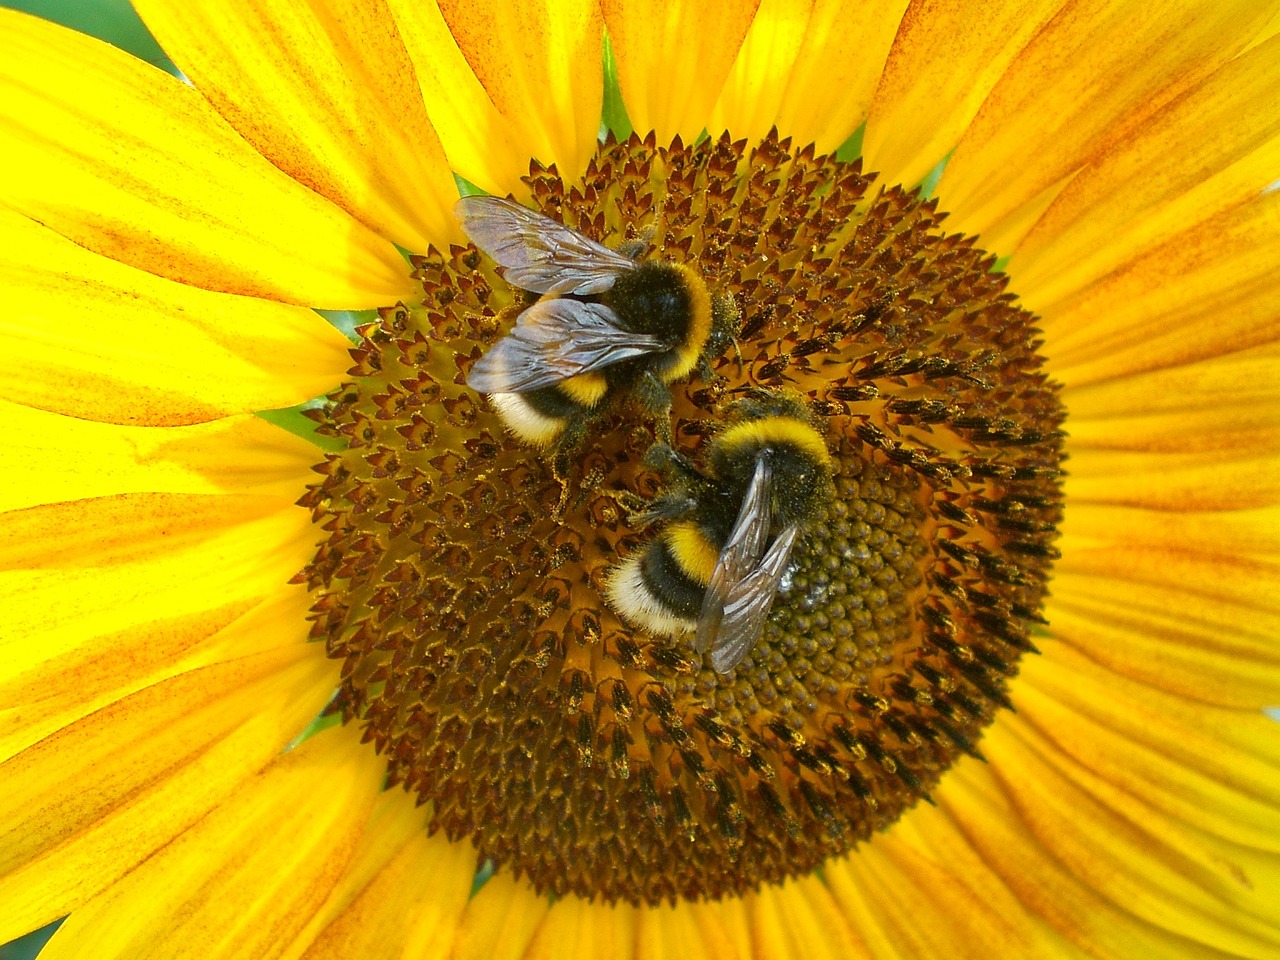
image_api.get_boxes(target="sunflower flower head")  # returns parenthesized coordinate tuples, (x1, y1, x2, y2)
(292, 127, 1066, 904)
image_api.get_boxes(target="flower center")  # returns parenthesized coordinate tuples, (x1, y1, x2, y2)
(296, 131, 1065, 906)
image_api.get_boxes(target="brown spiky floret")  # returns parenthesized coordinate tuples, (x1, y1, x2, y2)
(295, 131, 1065, 905)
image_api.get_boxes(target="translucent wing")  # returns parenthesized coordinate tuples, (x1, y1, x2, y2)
(708, 524, 799, 674)
(466, 299, 666, 394)
(695, 456, 773, 655)
(455, 195, 637, 296)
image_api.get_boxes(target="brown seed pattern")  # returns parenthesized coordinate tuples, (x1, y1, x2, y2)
(295, 131, 1065, 905)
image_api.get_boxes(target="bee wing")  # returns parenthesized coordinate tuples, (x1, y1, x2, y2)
(455, 196, 638, 296)
(466, 299, 666, 394)
(707, 524, 799, 674)
(695, 455, 773, 655)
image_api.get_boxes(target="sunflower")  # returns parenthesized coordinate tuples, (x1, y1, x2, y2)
(2, 1, 1278, 958)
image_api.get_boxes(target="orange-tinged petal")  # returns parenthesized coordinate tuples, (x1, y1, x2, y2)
(1012, 35, 1280, 307)
(526, 896, 638, 960)
(436, 0, 603, 189)
(36, 724, 383, 960)
(449, 870, 551, 960)
(1046, 550, 1280, 705)
(0, 638, 335, 944)
(708, 0, 909, 152)
(987, 711, 1280, 955)
(1060, 502, 1280, 564)
(299, 821, 475, 960)
(825, 837, 1055, 960)
(1047, 596, 1280, 709)
(1062, 446, 1280, 511)
(633, 897, 753, 960)
(602, 0, 759, 143)
(385, 0, 529, 197)
(0, 9, 411, 308)
(634, 901, 736, 960)
(1053, 532, 1280, 629)
(0, 494, 316, 706)
(684, 898, 752, 960)
(940, 759, 1254, 960)
(0, 210, 351, 425)
(288, 795, 427, 958)
(936, 0, 1280, 251)
(2, 407, 319, 511)
(132, 0, 459, 253)
(0, 582, 314, 765)
(862, 0, 1063, 188)
(1017, 648, 1280, 854)
(1042, 192, 1280, 389)
(1058, 350, 1280, 478)
(1062, 343, 1280, 428)
(749, 873, 869, 960)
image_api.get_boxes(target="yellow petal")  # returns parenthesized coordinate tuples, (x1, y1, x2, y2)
(131, 0, 459, 253)
(1046, 546, 1280, 706)
(36, 724, 384, 960)
(435, 0, 604, 188)
(0, 494, 316, 718)
(634, 900, 737, 960)
(0, 579, 318, 770)
(982, 710, 1280, 955)
(310, 833, 474, 960)
(0, 9, 411, 308)
(1062, 344, 1279, 428)
(449, 870, 550, 960)
(708, 0, 908, 152)
(1041, 192, 1280, 389)
(862, 0, 1062, 188)
(774, 0, 908, 153)
(1047, 596, 1280, 709)
(1011, 35, 1280, 307)
(527, 894, 637, 960)
(1247, 8, 1280, 50)
(289, 796, 424, 957)
(385, 0, 530, 197)
(824, 835, 1062, 960)
(1057, 348, 1280, 488)
(1062, 446, 1280, 512)
(632, 897, 753, 960)
(1017, 648, 1280, 855)
(0, 209, 351, 425)
(0, 636, 336, 944)
(939, 760, 1256, 960)
(1060, 502, 1280, 567)
(749, 873, 868, 960)
(2, 407, 319, 511)
(602, 0, 759, 144)
(707, 0, 815, 146)
(936, 0, 1280, 251)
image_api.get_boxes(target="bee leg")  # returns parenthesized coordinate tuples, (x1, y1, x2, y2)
(643, 441, 703, 483)
(548, 421, 589, 517)
(627, 491, 698, 528)
(567, 463, 611, 513)
(635, 372, 675, 444)
(598, 487, 651, 518)
(705, 293, 744, 376)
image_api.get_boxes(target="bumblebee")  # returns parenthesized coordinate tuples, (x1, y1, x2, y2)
(606, 392, 834, 674)
(458, 196, 735, 447)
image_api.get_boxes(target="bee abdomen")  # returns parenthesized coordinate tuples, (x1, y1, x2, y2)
(607, 537, 704, 639)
